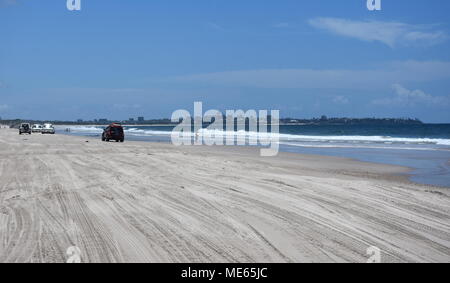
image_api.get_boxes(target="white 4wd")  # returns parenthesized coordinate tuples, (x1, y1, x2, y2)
(41, 124, 55, 134)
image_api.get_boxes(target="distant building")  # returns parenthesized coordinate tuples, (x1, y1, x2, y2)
(138, 117, 144, 122)
(129, 118, 135, 122)
(77, 119, 83, 123)
(99, 119, 108, 124)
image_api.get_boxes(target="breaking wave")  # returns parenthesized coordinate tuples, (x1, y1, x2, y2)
(57, 125, 450, 147)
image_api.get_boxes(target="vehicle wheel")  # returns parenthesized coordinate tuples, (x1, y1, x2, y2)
(102, 136, 105, 141)
(120, 139, 124, 143)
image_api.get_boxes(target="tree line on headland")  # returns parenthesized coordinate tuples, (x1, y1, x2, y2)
(1, 116, 423, 128)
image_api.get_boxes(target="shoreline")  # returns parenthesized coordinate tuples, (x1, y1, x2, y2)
(56, 129, 450, 189)
(60, 130, 414, 180)
(0, 128, 449, 262)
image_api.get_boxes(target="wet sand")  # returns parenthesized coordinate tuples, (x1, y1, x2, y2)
(0, 128, 449, 262)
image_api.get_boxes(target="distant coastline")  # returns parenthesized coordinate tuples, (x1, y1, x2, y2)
(1, 117, 425, 128)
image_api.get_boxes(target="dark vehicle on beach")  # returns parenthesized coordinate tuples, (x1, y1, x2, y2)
(102, 123, 125, 142)
(19, 123, 32, 135)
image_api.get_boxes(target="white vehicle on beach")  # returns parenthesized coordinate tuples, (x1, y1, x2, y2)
(41, 123, 55, 134)
(32, 124, 43, 133)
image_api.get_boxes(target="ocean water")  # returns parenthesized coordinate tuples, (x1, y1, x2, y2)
(56, 124, 450, 187)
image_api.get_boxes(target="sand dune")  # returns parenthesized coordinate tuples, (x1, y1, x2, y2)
(0, 128, 448, 263)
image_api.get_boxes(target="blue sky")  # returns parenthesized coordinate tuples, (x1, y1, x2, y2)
(1, 0, 450, 122)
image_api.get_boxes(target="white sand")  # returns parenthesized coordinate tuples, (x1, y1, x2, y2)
(0, 128, 449, 263)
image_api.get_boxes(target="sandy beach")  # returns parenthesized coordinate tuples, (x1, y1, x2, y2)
(0, 128, 448, 263)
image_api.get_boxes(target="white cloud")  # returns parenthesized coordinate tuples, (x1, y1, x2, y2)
(332, 96, 349, 104)
(163, 61, 450, 90)
(372, 84, 450, 107)
(308, 17, 447, 48)
(206, 22, 226, 32)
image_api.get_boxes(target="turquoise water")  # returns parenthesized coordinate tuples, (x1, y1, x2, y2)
(56, 124, 450, 187)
